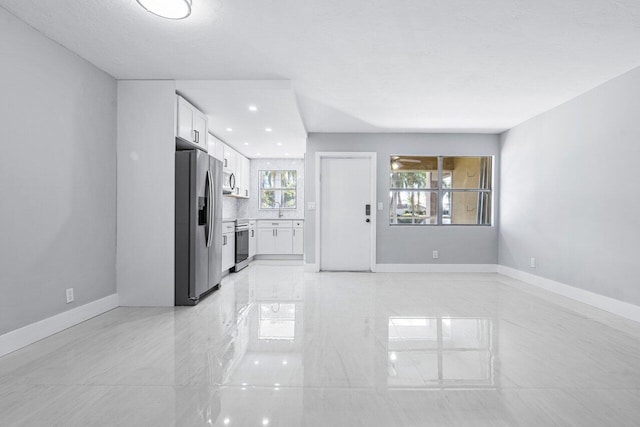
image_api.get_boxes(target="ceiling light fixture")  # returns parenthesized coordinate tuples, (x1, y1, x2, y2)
(276, 142, 283, 146)
(136, 0, 192, 20)
(284, 153, 290, 156)
(226, 128, 233, 132)
(249, 105, 258, 112)
(243, 142, 249, 146)
(265, 128, 272, 132)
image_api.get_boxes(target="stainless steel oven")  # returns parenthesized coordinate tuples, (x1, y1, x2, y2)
(234, 219, 250, 272)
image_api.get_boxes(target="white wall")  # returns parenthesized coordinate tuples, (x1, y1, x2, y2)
(0, 7, 117, 334)
(305, 133, 500, 265)
(238, 158, 305, 220)
(500, 66, 640, 306)
(117, 80, 176, 306)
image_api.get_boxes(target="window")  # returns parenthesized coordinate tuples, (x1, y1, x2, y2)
(390, 156, 492, 225)
(259, 170, 297, 209)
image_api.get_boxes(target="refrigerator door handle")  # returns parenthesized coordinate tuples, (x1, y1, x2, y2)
(206, 170, 214, 248)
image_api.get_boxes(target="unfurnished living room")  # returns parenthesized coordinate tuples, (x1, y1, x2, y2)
(1, 0, 640, 426)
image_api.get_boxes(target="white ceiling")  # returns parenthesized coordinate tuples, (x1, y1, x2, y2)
(176, 80, 307, 158)
(2, 0, 640, 135)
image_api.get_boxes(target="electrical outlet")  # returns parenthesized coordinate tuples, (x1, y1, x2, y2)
(432, 250, 439, 259)
(530, 258, 536, 268)
(66, 288, 74, 304)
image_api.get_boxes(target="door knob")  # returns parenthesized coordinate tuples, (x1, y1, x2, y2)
(366, 218, 371, 223)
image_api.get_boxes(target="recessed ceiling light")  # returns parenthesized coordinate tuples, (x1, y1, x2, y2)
(265, 128, 272, 132)
(248, 105, 258, 112)
(226, 128, 233, 132)
(276, 142, 283, 146)
(243, 142, 249, 146)
(256, 153, 261, 156)
(136, 0, 192, 20)
(284, 153, 290, 156)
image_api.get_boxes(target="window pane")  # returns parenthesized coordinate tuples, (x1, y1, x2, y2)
(391, 156, 438, 172)
(260, 171, 277, 189)
(280, 171, 297, 188)
(443, 157, 492, 190)
(442, 171, 452, 189)
(282, 190, 296, 208)
(443, 191, 491, 225)
(390, 171, 433, 189)
(390, 191, 438, 225)
(260, 190, 278, 209)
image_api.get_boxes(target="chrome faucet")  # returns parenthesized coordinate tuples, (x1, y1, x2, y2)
(274, 201, 284, 218)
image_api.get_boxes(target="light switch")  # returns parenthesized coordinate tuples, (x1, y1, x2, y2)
(377, 202, 383, 211)
(307, 202, 316, 210)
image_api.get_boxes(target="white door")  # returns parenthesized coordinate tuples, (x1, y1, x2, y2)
(320, 157, 373, 271)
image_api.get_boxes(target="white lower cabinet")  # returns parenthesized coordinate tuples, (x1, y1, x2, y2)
(222, 222, 235, 272)
(274, 228, 293, 253)
(292, 227, 304, 255)
(256, 220, 303, 255)
(257, 228, 276, 254)
(248, 221, 257, 258)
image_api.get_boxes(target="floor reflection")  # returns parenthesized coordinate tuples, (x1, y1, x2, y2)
(5, 265, 640, 426)
(387, 317, 494, 388)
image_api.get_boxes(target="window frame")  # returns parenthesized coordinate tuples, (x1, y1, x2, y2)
(258, 169, 298, 210)
(389, 156, 493, 227)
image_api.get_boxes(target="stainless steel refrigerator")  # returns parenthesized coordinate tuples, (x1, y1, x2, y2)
(175, 150, 223, 305)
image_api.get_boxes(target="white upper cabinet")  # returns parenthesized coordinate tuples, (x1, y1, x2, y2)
(223, 144, 237, 172)
(176, 95, 207, 151)
(221, 143, 250, 199)
(207, 133, 225, 162)
(242, 156, 251, 198)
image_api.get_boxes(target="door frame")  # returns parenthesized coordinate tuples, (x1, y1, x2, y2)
(315, 152, 377, 273)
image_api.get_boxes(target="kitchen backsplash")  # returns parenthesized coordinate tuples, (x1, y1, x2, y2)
(238, 158, 305, 219)
(222, 195, 238, 220)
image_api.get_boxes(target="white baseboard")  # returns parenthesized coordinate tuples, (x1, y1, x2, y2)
(497, 266, 640, 323)
(0, 293, 119, 358)
(375, 264, 498, 273)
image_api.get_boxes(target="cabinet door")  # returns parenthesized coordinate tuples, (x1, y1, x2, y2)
(257, 228, 276, 254)
(275, 228, 293, 254)
(292, 228, 304, 255)
(207, 133, 224, 161)
(242, 157, 251, 198)
(222, 233, 236, 271)
(223, 144, 236, 172)
(214, 139, 224, 161)
(193, 111, 208, 151)
(249, 227, 257, 258)
(177, 96, 195, 142)
(235, 153, 244, 197)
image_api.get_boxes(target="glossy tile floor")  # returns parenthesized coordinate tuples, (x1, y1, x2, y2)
(2, 263, 640, 426)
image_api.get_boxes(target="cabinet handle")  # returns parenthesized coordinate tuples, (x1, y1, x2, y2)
(194, 130, 199, 143)
(293, 229, 295, 237)
(223, 235, 227, 245)
(251, 230, 254, 237)
(276, 229, 278, 237)
(224, 158, 228, 167)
